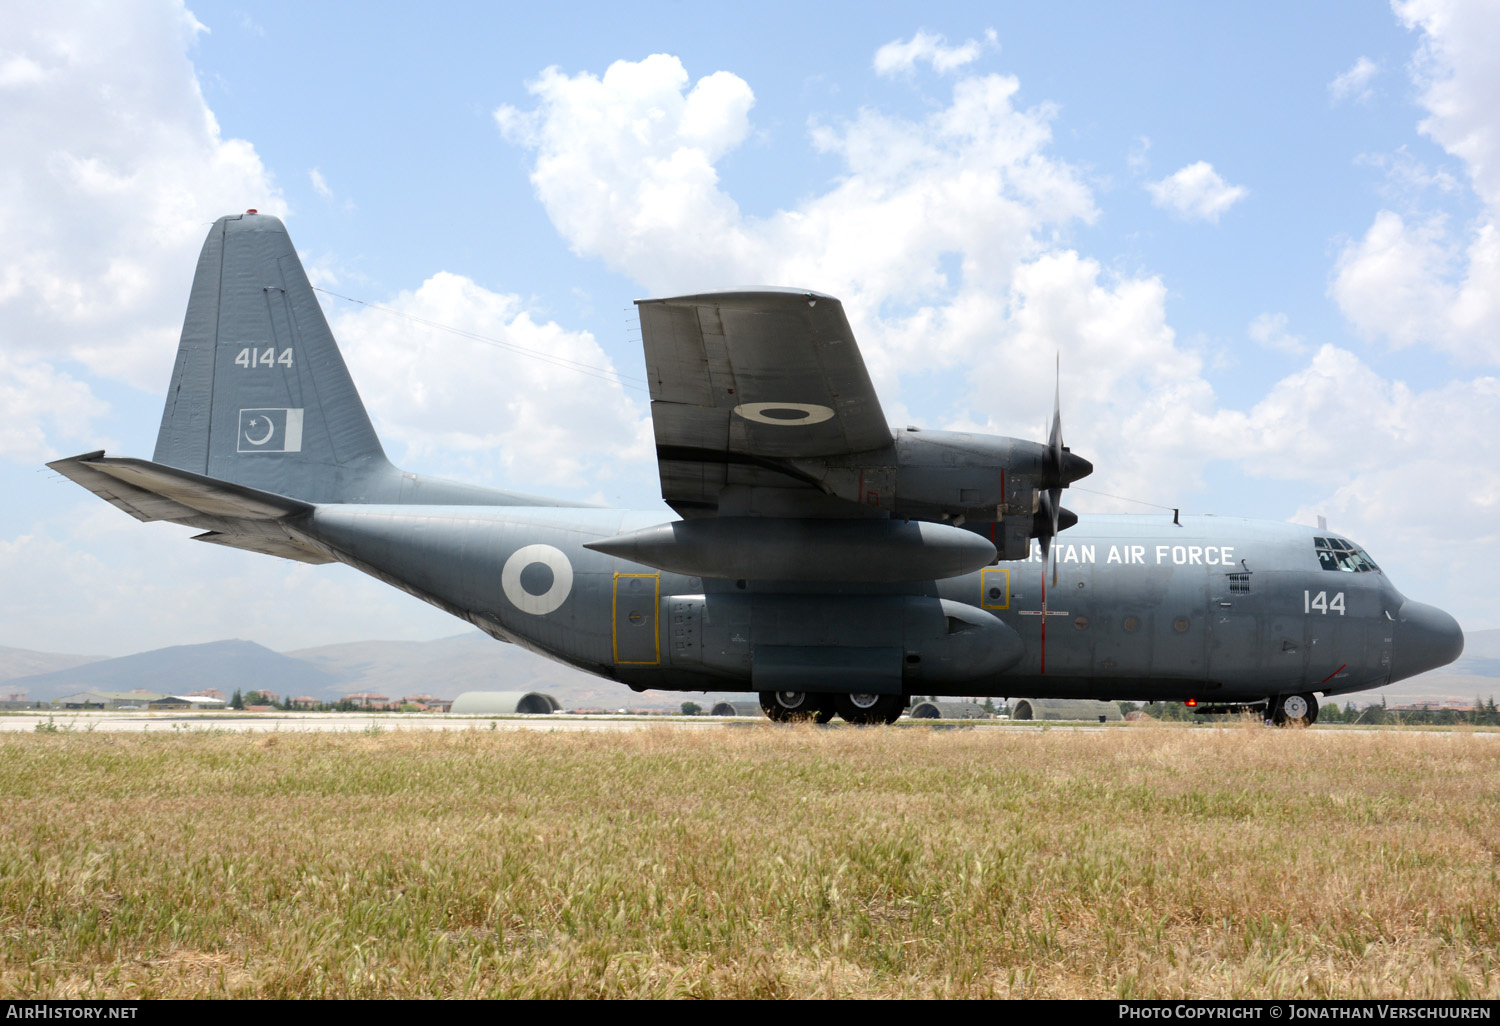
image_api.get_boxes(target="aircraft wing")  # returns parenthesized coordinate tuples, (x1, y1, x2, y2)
(636, 289, 892, 516)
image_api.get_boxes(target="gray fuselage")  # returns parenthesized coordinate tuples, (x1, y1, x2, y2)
(296, 505, 1461, 703)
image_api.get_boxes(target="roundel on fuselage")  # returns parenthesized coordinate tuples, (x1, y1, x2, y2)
(732, 402, 836, 426)
(501, 544, 574, 615)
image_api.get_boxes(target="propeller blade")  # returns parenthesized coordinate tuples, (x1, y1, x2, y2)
(1048, 486, 1061, 586)
(1040, 354, 1093, 489)
(1031, 352, 1092, 585)
(1044, 354, 1063, 481)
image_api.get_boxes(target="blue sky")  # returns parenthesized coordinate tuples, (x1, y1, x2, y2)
(2, 1, 1496, 655)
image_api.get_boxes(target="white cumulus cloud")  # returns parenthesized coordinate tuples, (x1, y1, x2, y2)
(0, 351, 109, 462)
(1146, 161, 1248, 223)
(1248, 312, 1306, 355)
(1332, 0, 1500, 363)
(496, 54, 1097, 394)
(873, 29, 996, 76)
(0, 1, 283, 414)
(1329, 56, 1379, 103)
(328, 273, 652, 490)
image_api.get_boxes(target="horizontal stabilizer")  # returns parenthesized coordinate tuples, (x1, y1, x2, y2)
(47, 452, 311, 523)
(192, 531, 334, 565)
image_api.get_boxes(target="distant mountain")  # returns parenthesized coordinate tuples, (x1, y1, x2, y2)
(287, 633, 553, 696)
(1452, 627, 1500, 673)
(2, 633, 746, 711)
(6, 639, 345, 703)
(0, 646, 105, 687)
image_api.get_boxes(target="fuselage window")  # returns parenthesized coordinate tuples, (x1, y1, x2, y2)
(1313, 536, 1381, 574)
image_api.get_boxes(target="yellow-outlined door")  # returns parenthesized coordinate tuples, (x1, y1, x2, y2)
(612, 573, 661, 664)
(980, 568, 1010, 610)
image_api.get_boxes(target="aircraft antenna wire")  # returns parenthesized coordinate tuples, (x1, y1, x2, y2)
(1070, 486, 1181, 514)
(312, 286, 650, 393)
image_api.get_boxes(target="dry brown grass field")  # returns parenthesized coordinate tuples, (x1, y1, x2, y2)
(0, 723, 1496, 999)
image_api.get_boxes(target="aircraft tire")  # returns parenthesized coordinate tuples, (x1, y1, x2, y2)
(813, 697, 837, 724)
(759, 690, 819, 722)
(836, 692, 901, 725)
(883, 698, 905, 725)
(1270, 692, 1318, 727)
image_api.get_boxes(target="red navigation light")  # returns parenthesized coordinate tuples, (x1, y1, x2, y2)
(1185, 698, 1197, 707)
(246, 208, 258, 214)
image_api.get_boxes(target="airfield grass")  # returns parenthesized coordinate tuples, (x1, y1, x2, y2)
(0, 724, 1496, 999)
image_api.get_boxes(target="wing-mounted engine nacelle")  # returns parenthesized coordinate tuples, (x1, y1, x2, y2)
(788, 428, 1092, 560)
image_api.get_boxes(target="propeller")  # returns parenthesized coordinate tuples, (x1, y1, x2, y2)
(1034, 356, 1091, 586)
(1032, 357, 1092, 675)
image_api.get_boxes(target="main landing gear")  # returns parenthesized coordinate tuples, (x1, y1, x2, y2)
(1267, 692, 1319, 727)
(759, 690, 835, 723)
(758, 691, 902, 725)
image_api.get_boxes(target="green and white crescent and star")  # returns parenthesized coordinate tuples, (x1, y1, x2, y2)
(1, 0, 1495, 655)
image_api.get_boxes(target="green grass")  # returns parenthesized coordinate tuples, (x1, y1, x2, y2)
(0, 725, 1496, 998)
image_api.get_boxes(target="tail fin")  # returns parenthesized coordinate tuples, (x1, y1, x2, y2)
(154, 212, 390, 501)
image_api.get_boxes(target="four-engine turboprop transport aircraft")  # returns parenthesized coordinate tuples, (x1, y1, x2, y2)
(48, 213, 1465, 725)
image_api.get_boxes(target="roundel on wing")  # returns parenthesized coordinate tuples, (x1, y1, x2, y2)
(501, 544, 574, 615)
(732, 402, 836, 426)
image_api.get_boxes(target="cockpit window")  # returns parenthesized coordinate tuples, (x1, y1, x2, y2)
(1313, 536, 1381, 573)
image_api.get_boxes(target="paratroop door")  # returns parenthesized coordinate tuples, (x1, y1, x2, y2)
(613, 573, 660, 664)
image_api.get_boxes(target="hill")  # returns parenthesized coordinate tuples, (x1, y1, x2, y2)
(5, 639, 345, 703)
(0, 646, 105, 687)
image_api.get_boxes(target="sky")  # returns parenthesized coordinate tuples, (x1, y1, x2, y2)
(2, 0, 1497, 656)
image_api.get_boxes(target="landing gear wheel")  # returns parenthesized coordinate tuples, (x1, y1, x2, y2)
(759, 690, 820, 723)
(1270, 692, 1318, 727)
(884, 696, 905, 725)
(835, 692, 902, 725)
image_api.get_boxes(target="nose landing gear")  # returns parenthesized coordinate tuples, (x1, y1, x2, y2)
(1268, 692, 1319, 727)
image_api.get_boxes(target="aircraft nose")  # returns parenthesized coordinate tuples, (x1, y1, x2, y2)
(1390, 600, 1465, 682)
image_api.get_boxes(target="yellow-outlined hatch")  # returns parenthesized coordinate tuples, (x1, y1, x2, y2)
(612, 572, 661, 664)
(980, 568, 1010, 610)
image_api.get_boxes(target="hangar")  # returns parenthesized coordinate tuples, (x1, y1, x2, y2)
(1011, 698, 1122, 722)
(51, 691, 226, 710)
(710, 700, 763, 717)
(449, 691, 562, 715)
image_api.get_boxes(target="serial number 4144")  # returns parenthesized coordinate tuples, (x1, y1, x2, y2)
(234, 347, 293, 369)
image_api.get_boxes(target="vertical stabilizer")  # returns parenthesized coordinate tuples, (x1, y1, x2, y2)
(154, 212, 389, 500)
